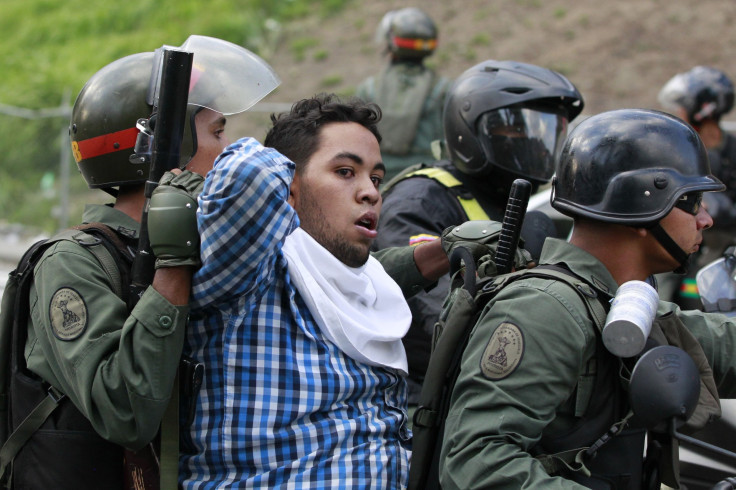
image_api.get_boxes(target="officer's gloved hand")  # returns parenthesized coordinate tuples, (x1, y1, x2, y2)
(441, 221, 534, 277)
(148, 170, 204, 269)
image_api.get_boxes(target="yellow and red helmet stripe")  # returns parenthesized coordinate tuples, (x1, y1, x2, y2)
(392, 36, 437, 52)
(72, 127, 139, 163)
(679, 278, 700, 299)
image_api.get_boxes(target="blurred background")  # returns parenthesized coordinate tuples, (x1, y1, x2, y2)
(2, 0, 736, 288)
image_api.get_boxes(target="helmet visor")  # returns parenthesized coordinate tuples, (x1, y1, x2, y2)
(152, 35, 281, 116)
(477, 104, 569, 183)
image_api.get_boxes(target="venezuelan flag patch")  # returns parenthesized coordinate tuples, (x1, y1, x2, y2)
(409, 234, 439, 246)
(679, 278, 699, 299)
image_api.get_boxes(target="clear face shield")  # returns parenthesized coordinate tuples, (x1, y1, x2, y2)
(132, 35, 281, 167)
(477, 104, 568, 183)
(150, 34, 280, 115)
(695, 248, 736, 316)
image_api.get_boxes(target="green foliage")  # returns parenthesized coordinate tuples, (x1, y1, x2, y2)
(0, 0, 350, 233)
(290, 37, 320, 62)
(320, 75, 343, 88)
(471, 33, 492, 47)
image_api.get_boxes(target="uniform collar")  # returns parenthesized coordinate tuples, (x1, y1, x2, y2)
(81, 204, 140, 241)
(539, 238, 619, 296)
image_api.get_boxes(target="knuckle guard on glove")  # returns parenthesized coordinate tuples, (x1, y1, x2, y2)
(441, 220, 533, 273)
(148, 183, 201, 269)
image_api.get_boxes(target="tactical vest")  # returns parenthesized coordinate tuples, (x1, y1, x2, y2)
(363, 65, 450, 158)
(381, 163, 490, 221)
(1, 224, 134, 489)
(411, 261, 650, 490)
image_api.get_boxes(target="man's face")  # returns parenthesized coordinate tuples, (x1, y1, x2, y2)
(185, 108, 228, 176)
(289, 121, 384, 268)
(654, 193, 714, 270)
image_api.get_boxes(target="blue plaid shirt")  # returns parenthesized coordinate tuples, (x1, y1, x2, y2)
(180, 138, 411, 489)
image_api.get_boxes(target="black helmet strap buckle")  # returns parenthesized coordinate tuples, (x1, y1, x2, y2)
(648, 222, 690, 274)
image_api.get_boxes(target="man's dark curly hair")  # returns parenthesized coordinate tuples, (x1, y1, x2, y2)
(264, 93, 382, 174)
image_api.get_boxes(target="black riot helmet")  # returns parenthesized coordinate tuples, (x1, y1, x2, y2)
(552, 109, 725, 272)
(376, 7, 438, 61)
(443, 60, 583, 186)
(658, 66, 735, 126)
(70, 35, 280, 193)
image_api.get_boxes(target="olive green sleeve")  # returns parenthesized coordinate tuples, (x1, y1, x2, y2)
(371, 246, 434, 298)
(662, 302, 736, 398)
(26, 240, 187, 450)
(440, 280, 594, 489)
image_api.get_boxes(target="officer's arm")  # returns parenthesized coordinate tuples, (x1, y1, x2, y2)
(373, 178, 462, 297)
(29, 244, 187, 450)
(152, 267, 191, 305)
(671, 304, 736, 398)
(413, 238, 449, 281)
(440, 282, 592, 489)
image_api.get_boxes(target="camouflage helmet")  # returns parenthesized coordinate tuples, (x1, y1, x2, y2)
(376, 7, 438, 60)
(70, 35, 280, 191)
(658, 66, 735, 125)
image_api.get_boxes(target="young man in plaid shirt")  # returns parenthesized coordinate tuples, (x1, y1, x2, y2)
(180, 94, 454, 489)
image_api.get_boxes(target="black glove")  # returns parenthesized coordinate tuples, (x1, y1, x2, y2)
(147, 170, 204, 269)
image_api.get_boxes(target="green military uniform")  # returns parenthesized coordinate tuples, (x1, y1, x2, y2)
(440, 238, 736, 489)
(26, 203, 187, 449)
(356, 62, 451, 180)
(372, 245, 437, 299)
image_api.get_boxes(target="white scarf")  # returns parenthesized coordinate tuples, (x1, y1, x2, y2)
(282, 227, 411, 375)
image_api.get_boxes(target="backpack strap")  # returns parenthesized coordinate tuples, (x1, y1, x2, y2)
(0, 386, 65, 487)
(72, 223, 134, 303)
(520, 265, 610, 333)
(535, 410, 635, 477)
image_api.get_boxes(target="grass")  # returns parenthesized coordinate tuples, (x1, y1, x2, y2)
(0, 0, 351, 233)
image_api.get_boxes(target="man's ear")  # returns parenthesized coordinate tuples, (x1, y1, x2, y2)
(288, 174, 300, 207)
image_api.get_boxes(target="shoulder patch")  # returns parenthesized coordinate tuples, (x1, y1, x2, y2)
(480, 322, 525, 380)
(49, 287, 88, 341)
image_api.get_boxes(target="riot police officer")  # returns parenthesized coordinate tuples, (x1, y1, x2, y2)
(441, 109, 736, 489)
(356, 7, 452, 180)
(6, 36, 279, 488)
(373, 59, 583, 408)
(658, 66, 736, 306)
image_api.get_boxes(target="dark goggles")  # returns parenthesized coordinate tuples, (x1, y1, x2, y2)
(674, 192, 704, 215)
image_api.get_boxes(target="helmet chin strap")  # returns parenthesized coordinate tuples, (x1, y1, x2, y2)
(648, 223, 691, 274)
